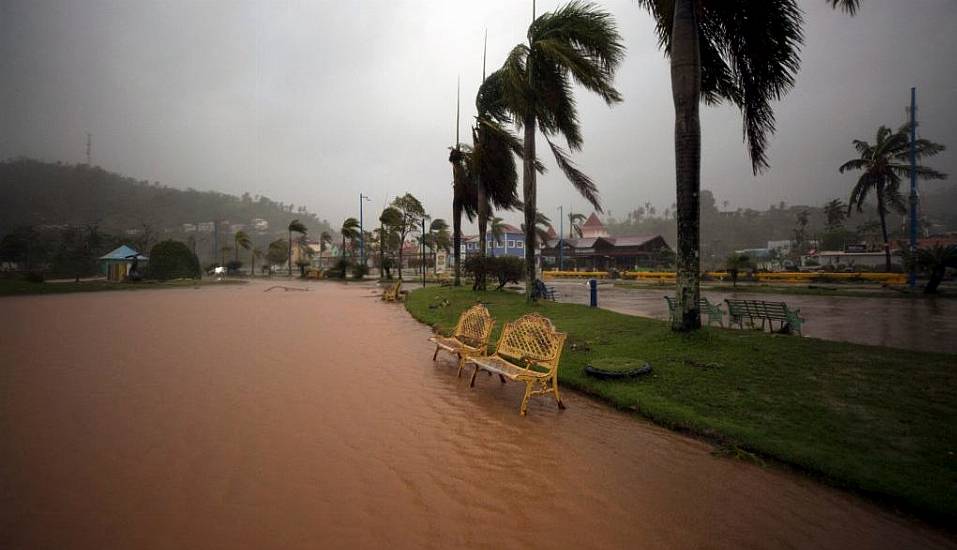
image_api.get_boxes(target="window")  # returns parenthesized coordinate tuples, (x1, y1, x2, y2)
(507, 240, 515, 248)
(516, 241, 524, 248)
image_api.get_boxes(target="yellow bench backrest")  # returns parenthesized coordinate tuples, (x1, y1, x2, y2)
(494, 313, 566, 370)
(453, 304, 495, 347)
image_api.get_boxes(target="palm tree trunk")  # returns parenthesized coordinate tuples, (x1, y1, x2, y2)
(453, 199, 462, 286)
(671, 0, 702, 331)
(287, 231, 292, 277)
(476, 174, 488, 291)
(925, 267, 944, 294)
(523, 113, 538, 302)
(877, 191, 892, 272)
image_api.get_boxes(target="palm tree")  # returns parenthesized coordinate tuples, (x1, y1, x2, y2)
(823, 198, 847, 231)
(500, 1, 624, 301)
(488, 216, 508, 253)
(287, 219, 307, 276)
(907, 244, 957, 295)
(318, 231, 333, 270)
(568, 212, 586, 238)
(448, 148, 477, 286)
(340, 217, 361, 259)
(840, 124, 946, 271)
(522, 211, 554, 245)
(427, 218, 450, 273)
(233, 230, 251, 268)
(250, 246, 263, 278)
(634, 0, 860, 330)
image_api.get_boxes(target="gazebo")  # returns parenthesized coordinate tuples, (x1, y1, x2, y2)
(99, 245, 149, 281)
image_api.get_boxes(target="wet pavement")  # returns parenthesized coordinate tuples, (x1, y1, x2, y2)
(1, 281, 953, 549)
(550, 281, 957, 354)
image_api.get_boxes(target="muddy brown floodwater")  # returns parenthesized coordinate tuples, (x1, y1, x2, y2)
(1, 281, 953, 549)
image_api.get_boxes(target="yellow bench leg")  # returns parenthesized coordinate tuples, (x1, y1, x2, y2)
(553, 377, 566, 410)
(520, 382, 533, 416)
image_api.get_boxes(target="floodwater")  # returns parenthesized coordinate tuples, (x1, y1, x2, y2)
(552, 281, 957, 354)
(1, 281, 952, 549)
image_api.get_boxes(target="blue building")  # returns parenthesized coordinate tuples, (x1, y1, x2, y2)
(462, 224, 527, 258)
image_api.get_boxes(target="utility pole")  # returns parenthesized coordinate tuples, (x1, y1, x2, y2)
(359, 193, 370, 271)
(908, 87, 918, 289)
(421, 217, 427, 287)
(85, 133, 92, 165)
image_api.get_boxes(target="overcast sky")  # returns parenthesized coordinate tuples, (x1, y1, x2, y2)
(1, 0, 955, 229)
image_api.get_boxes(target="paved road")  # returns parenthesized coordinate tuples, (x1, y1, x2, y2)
(550, 281, 957, 354)
(1, 281, 952, 548)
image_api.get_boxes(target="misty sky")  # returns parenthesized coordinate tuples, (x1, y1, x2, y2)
(1, 0, 955, 229)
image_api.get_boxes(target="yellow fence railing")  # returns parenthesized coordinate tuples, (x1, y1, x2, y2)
(543, 270, 907, 285)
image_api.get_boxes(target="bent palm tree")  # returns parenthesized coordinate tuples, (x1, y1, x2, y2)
(568, 212, 586, 238)
(250, 246, 263, 277)
(839, 124, 946, 271)
(234, 230, 251, 267)
(287, 219, 307, 276)
(635, 0, 860, 330)
(317, 231, 333, 269)
(340, 218, 361, 259)
(522, 211, 554, 245)
(500, 1, 625, 301)
(449, 148, 477, 286)
(908, 244, 957, 294)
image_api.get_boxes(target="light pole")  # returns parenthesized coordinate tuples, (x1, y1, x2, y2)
(359, 193, 370, 270)
(558, 205, 564, 271)
(908, 87, 918, 289)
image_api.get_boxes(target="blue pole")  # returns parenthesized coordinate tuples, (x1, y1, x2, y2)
(908, 87, 918, 289)
(558, 205, 564, 271)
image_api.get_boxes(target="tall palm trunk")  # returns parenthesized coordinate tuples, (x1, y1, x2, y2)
(379, 222, 386, 280)
(523, 114, 538, 302)
(476, 174, 488, 291)
(671, 0, 702, 330)
(452, 200, 462, 286)
(876, 189, 892, 272)
(287, 231, 292, 277)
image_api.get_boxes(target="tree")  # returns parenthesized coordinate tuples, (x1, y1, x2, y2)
(489, 216, 507, 250)
(905, 244, 957, 295)
(287, 219, 307, 276)
(388, 194, 425, 279)
(266, 238, 289, 274)
(149, 240, 200, 280)
(521, 211, 554, 244)
(448, 148, 477, 286)
(568, 212, 586, 238)
(635, 0, 859, 330)
(233, 230, 251, 269)
(725, 253, 753, 288)
(464, 69, 525, 290)
(500, 1, 625, 301)
(250, 246, 263, 277)
(340, 217, 361, 259)
(379, 207, 403, 279)
(792, 210, 810, 257)
(425, 218, 451, 274)
(823, 199, 846, 231)
(318, 231, 333, 269)
(840, 124, 947, 271)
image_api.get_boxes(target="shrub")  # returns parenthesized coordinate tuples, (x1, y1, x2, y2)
(23, 271, 44, 283)
(325, 259, 350, 279)
(464, 255, 524, 290)
(351, 263, 369, 279)
(149, 240, 200, 280)
(226, 260, 243, 275)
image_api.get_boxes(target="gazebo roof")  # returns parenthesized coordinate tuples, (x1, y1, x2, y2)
(99, 245, 148, 261)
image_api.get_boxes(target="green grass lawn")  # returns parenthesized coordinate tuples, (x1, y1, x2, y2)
(406, 286, 957, 523)
(0, 278, 246, 297)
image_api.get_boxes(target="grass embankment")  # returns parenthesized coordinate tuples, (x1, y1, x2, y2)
(406, 286, 957, 523)
(0, 278, 246, 297)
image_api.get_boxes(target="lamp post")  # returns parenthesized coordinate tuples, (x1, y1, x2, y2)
(558, 205, 564, 271)
(421, 216, 427, 288)
(908, 88, 918, 289)
(359, 193, 370, 270)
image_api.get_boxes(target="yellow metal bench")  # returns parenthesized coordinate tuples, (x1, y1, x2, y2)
(381, 280, 402, 302)
(428, 304, 495, 377)
(466, 313, 567, 416)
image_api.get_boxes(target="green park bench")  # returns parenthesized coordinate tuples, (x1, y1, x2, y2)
(724, 299, 805, 335)
(664, 296, 724, 327)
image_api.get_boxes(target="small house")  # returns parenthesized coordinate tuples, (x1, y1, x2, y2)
(99, 245, 149, 281)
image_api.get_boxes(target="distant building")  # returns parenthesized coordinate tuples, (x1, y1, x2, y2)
(252, 218, 269, 231)
(197, 222, 215, 233)
(182, 223, 197, 233)
(229, 223, 247, 233)
(541, 213, 672, 270)
(462, 224, 526, 258)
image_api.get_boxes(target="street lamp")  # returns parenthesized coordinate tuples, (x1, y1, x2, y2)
(359, 193, 371, 269)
